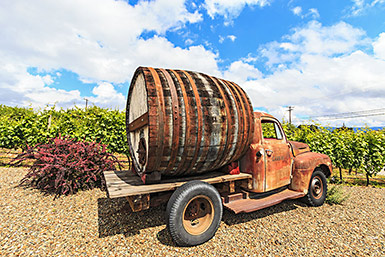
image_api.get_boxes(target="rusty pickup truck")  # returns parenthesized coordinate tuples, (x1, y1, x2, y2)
(104, 67, 332, 246)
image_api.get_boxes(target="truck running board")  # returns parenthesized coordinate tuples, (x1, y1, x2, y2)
(223, 189, 305, 214)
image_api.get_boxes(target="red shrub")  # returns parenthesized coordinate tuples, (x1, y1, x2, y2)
(12, 136, 121, 197)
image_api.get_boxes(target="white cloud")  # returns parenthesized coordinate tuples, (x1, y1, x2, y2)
(26, 88, 81, 107)
(219, 35, 237, 43)
(42, 75, 54, 85)
(261, 21, 368, 67)
(204, 0, 271, 19)
(373, 32, 385, 59)
(292, 6, 302, 16)
(308, 8, 320, 19)
(133, 36, 219, 75)
(0, 0, 206, 82)
(185, 38, 194, 45)
(89, 82, 126, 109)
(291, 6, 319, 19)
(228, 35, 237, 42)
(291, 21, 367, 55)
(349, 0, 385, 16)
(0, 0, 219, 109)
(0, 61, 81, 107)
(239, 21, 385, 126)
(223, 61, 262, 84)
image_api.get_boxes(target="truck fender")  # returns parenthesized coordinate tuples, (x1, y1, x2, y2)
(290, 152, 332, 193)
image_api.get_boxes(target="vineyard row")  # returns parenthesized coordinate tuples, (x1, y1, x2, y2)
(1, 105, 384, 183)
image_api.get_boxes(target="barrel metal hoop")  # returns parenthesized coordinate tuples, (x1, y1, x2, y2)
(222, 80, 244, 163)
(126, 67, 147, 176)
(160, 68, 181, 172)
(215, 79, 237, 167)
(169, 69, 191, 175)
(230, 82, 254, 156)
(180, 70, 203, 173)
(148, 67, 165, 172)
(205, 75, 231, 169)
(227, 80, 249, 160)
(240, 86, 255, 150)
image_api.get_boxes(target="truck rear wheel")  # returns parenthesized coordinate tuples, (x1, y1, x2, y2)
(166, 181, 223, 246)
(303, 169, 327, 207)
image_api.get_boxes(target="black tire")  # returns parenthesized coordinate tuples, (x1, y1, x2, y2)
(166, 181, 223, 246)
(303, 168, 327, 207)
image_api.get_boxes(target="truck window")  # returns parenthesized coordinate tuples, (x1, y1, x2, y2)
(261, 120, 283, 140)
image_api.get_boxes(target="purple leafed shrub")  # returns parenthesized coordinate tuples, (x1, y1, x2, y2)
(12, 136, 121, 197)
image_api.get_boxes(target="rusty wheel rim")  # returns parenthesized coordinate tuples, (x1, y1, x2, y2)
(311, 175, 323, 200)
(182, 195, 214, 236)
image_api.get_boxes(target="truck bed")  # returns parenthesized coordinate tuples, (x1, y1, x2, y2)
(104, 169, 252, 198)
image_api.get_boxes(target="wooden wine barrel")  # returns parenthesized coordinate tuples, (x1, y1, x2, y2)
(126, 67, 254, 183)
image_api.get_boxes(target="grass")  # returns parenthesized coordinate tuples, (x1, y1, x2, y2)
(330, 168, 385, 188)
(326, 184, 350, 205)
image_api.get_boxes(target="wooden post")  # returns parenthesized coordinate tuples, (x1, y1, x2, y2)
(47, 114, 52, 131)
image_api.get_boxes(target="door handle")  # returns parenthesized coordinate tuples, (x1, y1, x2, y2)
(265, 149, 273, 156)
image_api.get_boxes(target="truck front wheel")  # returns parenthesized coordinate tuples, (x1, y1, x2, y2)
(303, 169, 327, 207)
(166, 181, 223, 246)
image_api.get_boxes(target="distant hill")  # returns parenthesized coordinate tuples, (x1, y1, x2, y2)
(338, 127, 384, 132)
(351, 127, 384, 132)
(369, 127, 385, 131)
(303, 126, 384, 132)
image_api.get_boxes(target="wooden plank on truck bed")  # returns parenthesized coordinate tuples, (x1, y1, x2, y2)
(104, 170, 252, 198)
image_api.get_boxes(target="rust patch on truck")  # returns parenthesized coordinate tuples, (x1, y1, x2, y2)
(289, 141, 310, 157)
(239, 115, 265, 192)
(290, 152, 332, 193)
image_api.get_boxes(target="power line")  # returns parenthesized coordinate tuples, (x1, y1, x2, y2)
(309, 107, 385, 119)
(307, 107, 385, 121)
(315, 112, 385, 121)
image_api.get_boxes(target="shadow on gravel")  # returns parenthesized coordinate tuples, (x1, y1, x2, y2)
(156, 228, 177, 246)
(97, 197, 307, 245)
(223, 199, 306, 226)
(97, 197, 167, 238)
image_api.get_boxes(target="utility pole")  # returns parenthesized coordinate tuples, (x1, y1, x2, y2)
(84, 98, 89, 109)
(287, 106, 294, 124)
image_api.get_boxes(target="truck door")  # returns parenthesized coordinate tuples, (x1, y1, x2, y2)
(261, 119, 292, 191)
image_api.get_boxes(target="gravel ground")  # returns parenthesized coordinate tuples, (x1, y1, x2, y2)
(1, 167, 384, 256)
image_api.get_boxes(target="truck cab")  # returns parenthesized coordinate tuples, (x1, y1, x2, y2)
(240, 112, 332, 202)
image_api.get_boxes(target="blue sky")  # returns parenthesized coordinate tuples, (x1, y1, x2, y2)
(1, 0, 385, 126)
